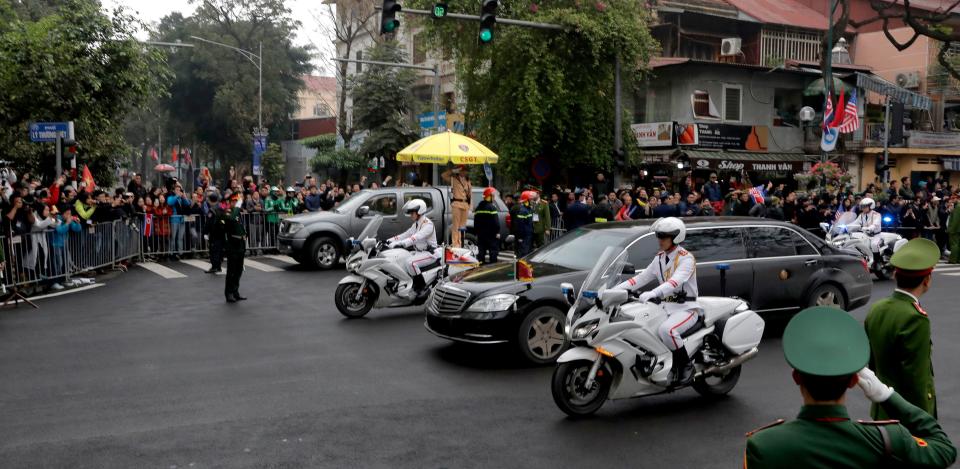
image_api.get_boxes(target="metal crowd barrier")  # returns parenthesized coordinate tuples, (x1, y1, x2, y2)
(137, 212, 283, 259)
(547, 218, 566, 242)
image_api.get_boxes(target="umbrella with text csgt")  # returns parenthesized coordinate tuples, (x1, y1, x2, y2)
(396, 130, 498, 165)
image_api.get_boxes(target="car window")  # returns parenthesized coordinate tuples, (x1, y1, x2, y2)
(526, 228, 630, 270)
(403, 193, 434, 213)
(626, 234, 658, 269)
(745, 226, 816, 258)
(366, 194, 398, 216)
(683, 228, 746, 262)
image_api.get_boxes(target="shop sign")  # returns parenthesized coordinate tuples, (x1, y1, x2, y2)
(696, 159, 805, 172)
(631, 122, 673, 147)
(691, 123, 769, 151)
(907, 131, 960, 149)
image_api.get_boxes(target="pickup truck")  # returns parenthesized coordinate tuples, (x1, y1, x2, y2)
(278, 186, 512, 269)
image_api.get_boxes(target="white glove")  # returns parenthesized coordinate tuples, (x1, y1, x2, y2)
(638, 291, 656, 303)
(857, 367, 894, 403)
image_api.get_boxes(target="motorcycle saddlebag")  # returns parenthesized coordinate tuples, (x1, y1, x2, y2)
(720, 310, 765, 355)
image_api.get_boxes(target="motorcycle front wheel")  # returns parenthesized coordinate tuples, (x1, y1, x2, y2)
(552, 360, 612, 418)
(335, 282, 379, 318)
(692, 365, 741, 398)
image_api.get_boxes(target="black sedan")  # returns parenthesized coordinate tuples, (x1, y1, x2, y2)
(424, 217, 873, 364)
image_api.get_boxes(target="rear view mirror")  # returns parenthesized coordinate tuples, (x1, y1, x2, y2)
(621, 263, 636, 276)
(357, 206, 370, 217)
(560, 282, 575, 306)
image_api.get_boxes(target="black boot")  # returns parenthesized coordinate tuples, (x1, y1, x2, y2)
(413, 274, 427, 297)
(672, 347, 694, 386)
(225, 293, 237, 303)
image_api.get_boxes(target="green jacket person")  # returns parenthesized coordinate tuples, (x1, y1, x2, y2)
(947, 203, 960, 264)
(217, 194, 248, 303)
(744, 306, 956, 469)
(865, 238, 939, 419)
(531, 193, 551, 249)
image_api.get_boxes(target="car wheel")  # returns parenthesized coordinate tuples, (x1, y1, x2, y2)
(517, 306, 568, 364)
(309, 236, 341, 270)
(807, 283, 847, 310)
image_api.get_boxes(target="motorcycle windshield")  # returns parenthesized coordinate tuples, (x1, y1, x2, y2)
(357, 215, 383, 241)
(567, 246, 629, 323)
(830, 211, 857, 235)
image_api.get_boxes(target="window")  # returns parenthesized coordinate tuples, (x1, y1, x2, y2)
(527, 230, 631, 271)
(626, 234, 659, 271)
(773, 89, 802, 127)
(313, 103, 331, 117)
(355, 51, 363, 73)
(745, 227, 817, 258)
(692, 90, 719, 119)
(760, 28, 822, 66)
(366, 194, 397, 216)
(403, 193, 434, 213)
(683, 228, 746, 263)
(723, 85, 742, 122)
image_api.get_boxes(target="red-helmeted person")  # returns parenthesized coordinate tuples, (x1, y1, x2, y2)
(614, 217, 700, 385)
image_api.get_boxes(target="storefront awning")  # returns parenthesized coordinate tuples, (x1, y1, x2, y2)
(682, 150, 816, 172)
(856, 73, 931, 110)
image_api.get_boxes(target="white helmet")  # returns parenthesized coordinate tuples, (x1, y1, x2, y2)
(652, 217, 686, 244)
(860, 197, 876, 210)
(402, 199, 428, 216)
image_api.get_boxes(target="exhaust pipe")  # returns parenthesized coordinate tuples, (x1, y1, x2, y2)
(696, 347, 759, 378)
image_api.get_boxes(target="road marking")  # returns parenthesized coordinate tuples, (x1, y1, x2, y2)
(244, 259, 283, 272)
(265, 254, 298, 265)
(180, 259, 225, 275)
(138, 262, 187, 279)
(25, 283, 104, 300)
(942, 272, 960, 277)
(934, 266, 960, 273)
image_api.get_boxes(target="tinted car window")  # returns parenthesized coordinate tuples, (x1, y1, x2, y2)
(404, 193, 434, 212)
(367, 194, 398, 216)
(745, 227, 816, 258)
(526, 228, 630, 270)
(683, 228, 746, 262)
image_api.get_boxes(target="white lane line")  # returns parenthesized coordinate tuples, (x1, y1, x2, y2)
(244, 259, 283, 272)
(138, 262, 187, 279)
(934, 266, 960, 273)
(180, 259, 225, 275)
(25, 283, 104, 300)
(265, 254, 298, 265)
(942, 272, 960, 277)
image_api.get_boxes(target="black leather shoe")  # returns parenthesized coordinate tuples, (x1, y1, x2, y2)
(206, 268, 221, 274)
(226, 295, 237, 303)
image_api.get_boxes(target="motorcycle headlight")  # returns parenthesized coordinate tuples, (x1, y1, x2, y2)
(572, 319, 600, 340)
(466, 294, 518, 313)
(287, 222, 304, 235)
(833, 240, 845, 247)
(346, 257, 362, 272)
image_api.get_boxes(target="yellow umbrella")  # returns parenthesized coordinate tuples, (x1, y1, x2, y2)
(396, 130, 498, 165)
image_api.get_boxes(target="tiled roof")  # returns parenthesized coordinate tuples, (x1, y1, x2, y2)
(301, 75, 336, 94)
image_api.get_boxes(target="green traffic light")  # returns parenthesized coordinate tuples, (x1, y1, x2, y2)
(479, 28, 493, 43)
(384, 20, 398, 32)
(433, 3, 447, 17)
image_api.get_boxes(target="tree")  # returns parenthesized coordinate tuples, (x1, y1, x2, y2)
(406, 0, 658, 179)
(260, 143, 285, 183)
(0, 0, 170, 185)
(351, 40, 420, 160)
(145, 0, 312, 172)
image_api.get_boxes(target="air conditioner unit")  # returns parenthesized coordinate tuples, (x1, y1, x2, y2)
(896, 71, 921, 89)
(721, 38, 742, 56)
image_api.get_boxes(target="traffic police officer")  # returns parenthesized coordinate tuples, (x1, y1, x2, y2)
(744, 306, 956, 468)
(213, 193, 247, 303)
(865, 238, 940, 419)
(204, 191, 224, 274)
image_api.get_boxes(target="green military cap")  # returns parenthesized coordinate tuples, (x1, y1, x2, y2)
(783, 306, 869, 376)
(890, 238, 940, 275)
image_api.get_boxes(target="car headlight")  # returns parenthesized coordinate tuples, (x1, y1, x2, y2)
(287, 222, 304, 234)
(466, 294, 518, 313)
(572, 320, 600, 340)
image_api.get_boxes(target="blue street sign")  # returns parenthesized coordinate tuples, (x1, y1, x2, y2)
(252, 135, 267, 176)
(29, 121, 74, 143)
(417, 111, 447, 130)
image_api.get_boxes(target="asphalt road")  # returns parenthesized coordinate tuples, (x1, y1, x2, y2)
(1, 257, 959, 468)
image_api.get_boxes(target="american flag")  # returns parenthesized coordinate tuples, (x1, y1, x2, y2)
(838, 89, 860, 133)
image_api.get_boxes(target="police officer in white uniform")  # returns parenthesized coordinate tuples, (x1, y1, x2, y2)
(387, 199, 438, 296)
(851, 197, 883, 251)
(615, 217, 700, 385)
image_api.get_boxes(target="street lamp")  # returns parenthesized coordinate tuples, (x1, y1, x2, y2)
(189, 36, 263, 135)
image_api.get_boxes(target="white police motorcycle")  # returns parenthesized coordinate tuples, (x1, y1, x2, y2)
(551, 246, 765, 417)
(335, 216, 479, 318)
(821, 211, 905, 280)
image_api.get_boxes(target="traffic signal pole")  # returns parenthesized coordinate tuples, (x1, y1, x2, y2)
(385, 7, 566, 30)
(332, 57, 442, 135)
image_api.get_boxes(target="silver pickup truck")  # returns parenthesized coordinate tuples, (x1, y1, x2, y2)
(278, 186, 512, 269)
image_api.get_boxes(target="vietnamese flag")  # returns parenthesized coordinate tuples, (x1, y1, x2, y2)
(515, 259, 534, 282)
(171, 146, 179, 163)
(81, 165, 95, 193)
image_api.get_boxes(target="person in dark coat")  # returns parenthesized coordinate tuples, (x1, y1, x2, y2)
(204, 192, 224, 273)
(563, 190, 591, 230)
(474, 187, 501, 264)
(511, 191, 535, 258)
(212, 193, 248, 303)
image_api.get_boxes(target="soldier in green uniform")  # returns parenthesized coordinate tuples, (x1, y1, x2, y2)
(865, 238, 939, 419)
(531, 190, 551, 249)
(212, 193, 248, 303)
(947, 201, 960, 264)
(744, 306, 956, 468)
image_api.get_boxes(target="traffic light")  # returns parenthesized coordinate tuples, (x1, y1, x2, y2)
(875, 155, 890, 178)
(889, 102, 904, 145)
(380, 0, 401, 34)
(432, 2, 448, 18)
(479, 0, 498, 45)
